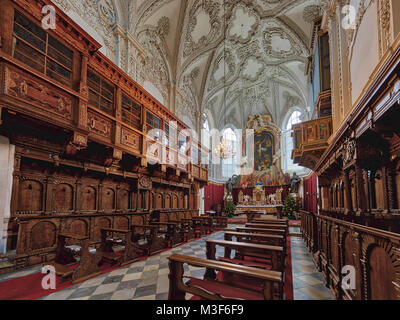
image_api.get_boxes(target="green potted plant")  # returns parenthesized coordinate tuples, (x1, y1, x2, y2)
(283, 194, 298, 220)
(223, 199, 237, 218)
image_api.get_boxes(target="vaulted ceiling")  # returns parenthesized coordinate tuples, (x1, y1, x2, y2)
(53, 0, 324, 131)
(132, 0, 323, 130)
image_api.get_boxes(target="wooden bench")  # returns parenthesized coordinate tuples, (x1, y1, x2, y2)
(149, 222, 179, 247)
(169, 212, 195, 242)
(245, 223, 288, 237)
(236, 227, 286, 236)
(191, 217, 207, 237)
(224, 231, 286, 254)
(205, 239, 285, 274)
(99, 228, 139, 266)
(47, 233, 102, 284)
(131, 224, 164, 255)
(202, 215, 228, 230)
(168, 254, 282, 300)
(251, 219, 288, 226)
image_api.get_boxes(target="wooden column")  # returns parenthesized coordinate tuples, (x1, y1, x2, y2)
(355, 165, 367, 214)
(343, 170, 352, 214)
(387, 163, 397, 210)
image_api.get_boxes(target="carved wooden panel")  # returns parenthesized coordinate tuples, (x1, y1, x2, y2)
(82, 186, 97, 211)
(18, 180, 43, 212)
(52, 183, 74, 212)
(375, 178, 384, 210)
(165, 194, 171, 209)
(30, 221, 56, 250)
(179, 194, 184, 209)
(69, 219, 88, 237)
(115, 216, 129, 230)
(368, 246, 396, 300)
(102, 187, 115, 210)
(118, 189, 130, 211)
(95, 217, 111, 241)
(160, 213, 168, 223)
(131, 192, 137, 211)
(343, 233, 353, 267)
(156, 193, 163, 209)
(87, 111, 112, 138)
(4, 66, 73, 120)
(330, 227, 338, 269)
(121, 127, 140, 152)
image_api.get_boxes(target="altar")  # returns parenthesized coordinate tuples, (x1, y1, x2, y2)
(236, 204, 284, 221)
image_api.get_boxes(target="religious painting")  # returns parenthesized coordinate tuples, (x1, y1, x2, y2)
(254, 131, 275, 172)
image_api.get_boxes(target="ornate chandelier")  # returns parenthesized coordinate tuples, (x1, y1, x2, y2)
(214, 137, 234, 160)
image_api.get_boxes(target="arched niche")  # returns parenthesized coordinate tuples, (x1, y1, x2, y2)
(18, 180, 43, 212)
(118, 189, 130, 211)
(102, 187, 115, 211)
(82, 186, 96, 211)
(53, 183, 74, 212)
(115, 216, 129, 230)
(368, 245, 396, 300)
(30, 221, 56, 250)
(95, 217, 111, 241)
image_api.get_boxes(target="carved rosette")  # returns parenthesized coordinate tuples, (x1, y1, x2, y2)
(138, 174, 152, 190)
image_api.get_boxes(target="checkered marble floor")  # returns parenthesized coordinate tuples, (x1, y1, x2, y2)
(0, 226, 333, 300)
(290, 237, 334, 300)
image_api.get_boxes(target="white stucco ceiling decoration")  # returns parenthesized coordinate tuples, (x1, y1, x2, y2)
(227, 4, 259, 44)
(132, 0, 323, 130)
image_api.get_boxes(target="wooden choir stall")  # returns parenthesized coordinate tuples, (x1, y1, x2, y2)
(0, 0, 209, 278)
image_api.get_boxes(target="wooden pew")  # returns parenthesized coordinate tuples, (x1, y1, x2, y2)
(169, 212, 195, 242)
(131, 224, 164, 255)
(99, 228, 139, 266)
(206, 239, 284, 271)
(168, 254, 283, 300)
(48, 232, 102, 284)
(203, 215, 228, 230)
(224, 231, 286, 254)
(150, 222, 180, 247)
(235, 227, 286, 236)
(251, 219, 288, 226)
(191, 217, 207, 237)
(246, 223, 287, 229)
(199, 216, 214, 234)
(245, 223, 288, 236)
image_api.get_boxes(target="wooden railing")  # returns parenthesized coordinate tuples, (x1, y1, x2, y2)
(291, 116, 332, 170)
(300, 210, 400, 300)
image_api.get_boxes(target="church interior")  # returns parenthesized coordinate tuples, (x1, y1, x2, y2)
(0, 0, 399, 302)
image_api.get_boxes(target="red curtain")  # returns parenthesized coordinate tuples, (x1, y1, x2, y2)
(204, 183, 225, 212)
(303, 173, 318, 214)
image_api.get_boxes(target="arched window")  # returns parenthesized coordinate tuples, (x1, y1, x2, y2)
(283, 110, 303, 172)
(221, 128, 239, 180)
(201, 116, 211, 171)
(202, 116, 210, 149)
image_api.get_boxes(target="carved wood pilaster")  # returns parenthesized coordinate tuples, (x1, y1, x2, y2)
(343, 170, 353, 214)
(355, 165, 367, 214)
(351, 231, 363, 300)
(45, 177, 54, 214)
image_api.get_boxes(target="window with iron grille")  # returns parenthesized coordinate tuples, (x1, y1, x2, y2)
(12, 10, 73, 87)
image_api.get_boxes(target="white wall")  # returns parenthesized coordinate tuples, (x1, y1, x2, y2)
(0, 136, 15, 254)
(350, 1, 379, 105)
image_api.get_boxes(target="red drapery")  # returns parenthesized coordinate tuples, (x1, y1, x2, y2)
(204, 183, 225, 212)
(303, 173, 318, 214)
